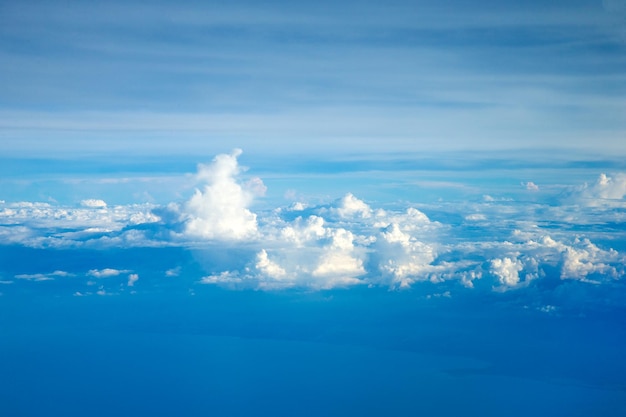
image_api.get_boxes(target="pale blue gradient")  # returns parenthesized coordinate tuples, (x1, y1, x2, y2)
(1, 0, 625, 157)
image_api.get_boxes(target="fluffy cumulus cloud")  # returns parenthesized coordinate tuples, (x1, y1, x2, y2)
(183, 149, 261, 240)
(490, 257, 524, 288)
(576, 173, 626, 206)
(310, 228, 366, 288)
(81, 199, 107, 208)
(538, 236, 621, 281)
(200, 193, 441, 290)
(374, 223, 437, 288)
(1, 151, 625, 294)
(332, 193, 373, 219)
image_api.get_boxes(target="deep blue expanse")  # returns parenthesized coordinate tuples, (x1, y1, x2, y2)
(2, 239, 626, 416)
(2, 285, 626, 416)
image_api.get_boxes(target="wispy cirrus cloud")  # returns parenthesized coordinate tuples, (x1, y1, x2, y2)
(14, 270, 71, 281)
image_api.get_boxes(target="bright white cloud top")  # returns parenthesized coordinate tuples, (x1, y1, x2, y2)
(183, 149, 261, 240)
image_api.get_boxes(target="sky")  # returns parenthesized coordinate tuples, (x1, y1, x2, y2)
(1, 0, 625, 157)
(1, 1, 626, 416)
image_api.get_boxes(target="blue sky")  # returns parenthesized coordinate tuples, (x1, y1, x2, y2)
(1, 0, 625, 157)
(2, 1, 626, 416)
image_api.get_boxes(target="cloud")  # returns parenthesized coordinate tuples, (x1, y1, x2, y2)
(490, 257, 524, 288)
(87, 268, 130, 278)
(183, 149, 261, 240)
(523, 181, 539, 191)
(279, 215, 327, 247)
(563, 173, 626, 207)
(255, 249, 287, 279)
(310, 228, 366, 289)
(14, 270, 71, 281)
(558, 238, 621, 281)
(465, 213, 486, 221)
(127, 273, 139, 287)
(1, 153, 625, 294)
(373, 223, 437, 288)
(81, 199, 107, 208)
(581, 173, 626, 201)
(165, 267, 181, 277)
(332, 193, 373, 219)
(199, 271, 243, 286)
(0, 200, 160, 247)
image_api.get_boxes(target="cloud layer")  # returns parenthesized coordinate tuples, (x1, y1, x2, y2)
(1, 150, 625, 294)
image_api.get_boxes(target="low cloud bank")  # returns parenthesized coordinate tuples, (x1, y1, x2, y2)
(1, 150, 625, 293)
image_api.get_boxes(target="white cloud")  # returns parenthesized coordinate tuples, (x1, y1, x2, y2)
(255, 249, 288, 281)
(0, 201, 160, 247)
(576, 173, 626, 206)
(310, 228, 366, 289)
(279, 215, 327, 247)
(373, 223, 437, 288)
(592, 173, 626, 199)
(465, 213, 487, 221)
(490, 257, 523, 288)
(333, 193, 372, 219)
(183, 149, 260, 240)
(14, 270, 70, 281)
(1, 153, 625, 294)
(376, 207, 434, 232)
(199, 271, 243, 285)
(538, 305, 557, 313)
(81, 199, 107, 208)
(560, 238, 620, 281)
(87, 268, 130, 278)
(127, 273, 139, 286)
(523, 181, 539, 191)
(165, 267, 181, 277)
(288, 202, 307, 211)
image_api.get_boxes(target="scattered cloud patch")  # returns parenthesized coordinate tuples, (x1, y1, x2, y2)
(165, 267, 181, 277)
(523, 181, 539, 191)
(199, 271, 243, 286)
(14, 270, 71, 281)
(465, 213, 487, 221)
(127, 273, 139, 286)
(87, 268, 130, 278)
